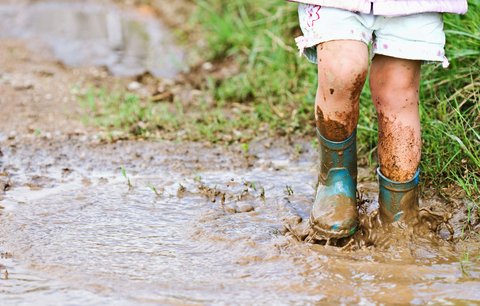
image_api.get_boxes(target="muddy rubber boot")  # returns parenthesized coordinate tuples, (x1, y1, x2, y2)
(377, 168, 420, 223)
(309, 129, 358, 239)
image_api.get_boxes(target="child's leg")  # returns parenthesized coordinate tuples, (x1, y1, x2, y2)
(316, 40, 368, 141)
(308, 40, 368, 239)
(369, 55, 422, 182)
(366, 13, 445, 222)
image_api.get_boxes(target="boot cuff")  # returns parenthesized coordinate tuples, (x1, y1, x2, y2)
(377, 167, 420, 191)
(316, 128, 356, 151)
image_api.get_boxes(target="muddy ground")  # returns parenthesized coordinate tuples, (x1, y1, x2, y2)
(0, 1, 479, 305)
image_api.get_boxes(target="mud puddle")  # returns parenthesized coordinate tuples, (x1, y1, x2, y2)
(0, 1, 186, 77)
(0, 137, 479, 305)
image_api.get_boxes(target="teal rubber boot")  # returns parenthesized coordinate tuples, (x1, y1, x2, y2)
(309, 129, 358, 239)
(377, 168, 420, 223)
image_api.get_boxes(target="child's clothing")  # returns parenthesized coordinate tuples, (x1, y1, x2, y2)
(296, 5, 448, 66)
(288, 0, 468, 16)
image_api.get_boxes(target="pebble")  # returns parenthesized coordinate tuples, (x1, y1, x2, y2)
(127, 81, 142, 91)
(0, 177, 11, 193)
(236, 203, 254, 213)
(12, 81, 34, 90)
(284, 214, 302, 226)
(224, 204, 236, 214)
(202, 62, 213, 71)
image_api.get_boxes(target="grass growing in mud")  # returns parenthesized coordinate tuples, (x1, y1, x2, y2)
(79, 1, 479, 207)
(80, 86, 273, 143)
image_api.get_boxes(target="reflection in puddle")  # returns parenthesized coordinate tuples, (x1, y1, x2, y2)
(0, 2, 186, 77)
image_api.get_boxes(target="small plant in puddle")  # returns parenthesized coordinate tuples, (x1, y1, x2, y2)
(294, 144, 303, 154)
(243, 179, 257, 191)
(260, 186, 266, 201)
(147, 183, 162, 196)
(293, 143, 304, 159)
(177, 184, 187, 198)
(285, 185, 294, 196)
(459, 252, 472, 278)
(240, 142, 250, 155)
(121, 166, 133, 189)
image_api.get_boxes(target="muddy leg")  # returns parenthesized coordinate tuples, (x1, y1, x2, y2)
(316, 41, 368, 141)
(309, 41, 368, 240)
(370, 55, 422, 182)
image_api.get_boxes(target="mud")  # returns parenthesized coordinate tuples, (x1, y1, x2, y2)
(315, 105, 351, 141)
(349, 70, 367, 102)
(315, 69, 364, 142)
(1, 136, 480, 305)
(0, 1, 479, 305)
(309, 193, 358, 240)
(377, 111, 421, 182)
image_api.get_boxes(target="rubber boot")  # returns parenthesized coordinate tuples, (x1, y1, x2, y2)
(377, 168, 420, 223)
(309, 129, 358, 239)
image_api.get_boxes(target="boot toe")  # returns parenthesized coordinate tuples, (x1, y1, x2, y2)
(310, 194, 358, 239)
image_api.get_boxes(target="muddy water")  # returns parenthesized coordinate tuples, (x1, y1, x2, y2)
(0, 1, 185, 77)
(0, 138, 479, 305)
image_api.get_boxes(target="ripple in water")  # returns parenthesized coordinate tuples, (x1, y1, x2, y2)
(1, 167, 479, 304)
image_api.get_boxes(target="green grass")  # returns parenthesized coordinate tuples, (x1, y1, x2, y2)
(79, 0, 479, 207)
(190, 0, 479, 204)
(79, 86, 273, 142)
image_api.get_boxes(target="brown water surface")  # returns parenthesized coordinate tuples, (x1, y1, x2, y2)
(0, 137, 479, 305)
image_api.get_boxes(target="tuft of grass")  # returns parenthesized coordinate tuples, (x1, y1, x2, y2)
(80, 87, 152, 137)
(78, 86, 271, 143)
(285, 185, 294, 196)
(121, 166, 133, 189)
(147, 182, 162, 196)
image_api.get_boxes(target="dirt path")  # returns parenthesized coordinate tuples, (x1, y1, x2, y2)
(0, 40, 90, 136)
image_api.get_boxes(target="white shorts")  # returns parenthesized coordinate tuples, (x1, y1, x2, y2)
(296, 4, 448, 67)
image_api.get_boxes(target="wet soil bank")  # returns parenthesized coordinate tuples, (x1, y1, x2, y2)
(0, 1, 479, 305)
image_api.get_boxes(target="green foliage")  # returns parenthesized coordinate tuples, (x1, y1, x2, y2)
(121, 166, 133, 189)
(80, 87, 152, 136)
(79, 86, 267, 143)
(193, 0, 316, 136)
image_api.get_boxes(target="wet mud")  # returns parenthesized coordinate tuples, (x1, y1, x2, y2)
(1, 137, 479, 305)
(315, 69, 364, 142)
(377, 111, 421, 182)
(349, 71, 367, 103)
(315, 106, 351, 142)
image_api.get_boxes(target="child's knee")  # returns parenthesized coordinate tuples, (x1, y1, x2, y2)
(317, 57, 368, 101)
(370, 57, 421, 112)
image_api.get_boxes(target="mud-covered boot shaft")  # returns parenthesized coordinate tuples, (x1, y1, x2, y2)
(317, 128, 357, 186)
(377, 168, 420, 223)
(309, 129, 358, 239)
